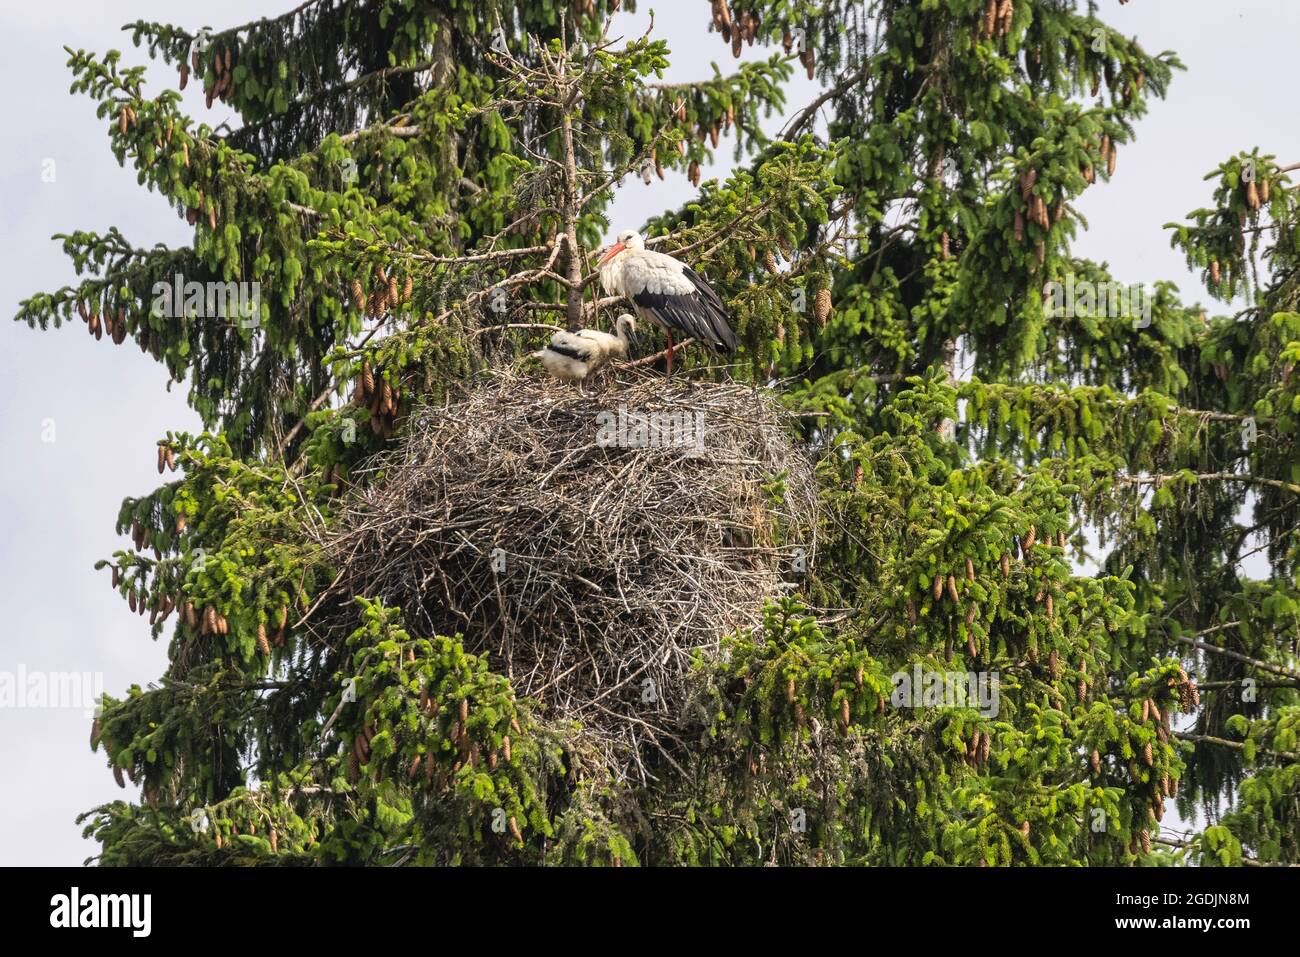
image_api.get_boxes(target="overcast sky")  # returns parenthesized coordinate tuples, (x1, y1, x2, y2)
(2, 1, 1296, 866)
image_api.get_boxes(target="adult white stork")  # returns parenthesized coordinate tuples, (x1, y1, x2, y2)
(534, 313, 639, 384)
(598, 230, 737, 373)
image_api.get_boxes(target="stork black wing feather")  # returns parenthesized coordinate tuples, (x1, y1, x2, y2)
(682, 267, 738, 353)
(546, 341, 593, 362)
(631, 268, 738, 355)
(660, 300, 709, 344)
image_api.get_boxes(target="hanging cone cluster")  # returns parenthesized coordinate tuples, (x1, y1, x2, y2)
(155, 443, 178, 475)
(76, 294, 130, 347)
(352, 357, 404, 439)
(964, 727, 992, 767)
(1012, 167, 1059, 266)
(978, 0, 1015, 39)
(117, 104, 138, 135)
(351, 264, 414, 318)
(184, 184, 219, 232)
(202, 43, 238, 110)
(715, 1, 763, 60)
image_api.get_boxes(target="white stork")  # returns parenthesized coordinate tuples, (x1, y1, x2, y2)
(598, 230, 737, 373)
(534, 313, 639, 384)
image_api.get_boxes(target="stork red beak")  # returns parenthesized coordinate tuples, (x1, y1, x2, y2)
(598, 241, 627, 265)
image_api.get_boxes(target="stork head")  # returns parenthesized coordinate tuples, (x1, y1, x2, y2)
(615, 313, 640, 353)
(598, 230, 645, 265)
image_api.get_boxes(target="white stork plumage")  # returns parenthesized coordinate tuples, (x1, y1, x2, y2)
(598, 230, 737, 373)
(534, 313, 639, 384)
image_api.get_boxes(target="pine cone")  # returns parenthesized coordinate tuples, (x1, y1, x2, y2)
(814, 287, 832, 326)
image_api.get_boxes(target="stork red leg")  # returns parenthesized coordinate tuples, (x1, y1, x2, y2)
(666, 330, 674, 376)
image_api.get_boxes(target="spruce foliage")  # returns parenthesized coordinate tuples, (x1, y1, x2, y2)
(16, 1, 1300, 866)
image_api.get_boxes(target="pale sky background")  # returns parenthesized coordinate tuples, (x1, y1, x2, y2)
(1, 1, 1296, 866)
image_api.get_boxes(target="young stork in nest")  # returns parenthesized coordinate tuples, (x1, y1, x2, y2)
(598, 230, 738, 374)
(534, 313, 639, 386)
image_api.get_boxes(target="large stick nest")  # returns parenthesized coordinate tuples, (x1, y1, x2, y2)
(328, 370, 817, 778)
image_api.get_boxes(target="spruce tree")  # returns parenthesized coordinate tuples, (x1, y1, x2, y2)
(15, 1, 1299, 866)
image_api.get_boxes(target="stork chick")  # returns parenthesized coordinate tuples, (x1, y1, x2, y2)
(534, 313, 639, 385)
(598, 230, 737, 374)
